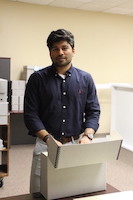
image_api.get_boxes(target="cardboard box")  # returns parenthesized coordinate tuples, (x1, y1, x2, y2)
(12, 89, 25, 96)
(23, 66, 40, 81)
(47, 131, 122, 169)
(0, 94, 7, 102)
(0, 78, 8, 94)
(11, 104, 19, 112)
(40, 131, 123, 200)
(0, 102, 8, 115)
(19, 104, 23, 112)
(11, 96, 19, 105)
(19, 96, 24, 105)
(11, 80, 26, 90)
(41, 155, 106, 200)
(0, 79, 8, 102)
(0, 115, 8, 125)
(11, 96, 24, 112)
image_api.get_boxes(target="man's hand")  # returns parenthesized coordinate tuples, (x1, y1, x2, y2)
(79, 135, 92, 144)
(46, 136, 62, 146)
(54, 138, 63, 146)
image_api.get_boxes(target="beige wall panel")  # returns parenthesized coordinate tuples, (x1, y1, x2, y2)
(0, 0, 133, 83)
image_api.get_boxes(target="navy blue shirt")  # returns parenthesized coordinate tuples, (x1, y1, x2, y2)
(24, 65, 100, 139)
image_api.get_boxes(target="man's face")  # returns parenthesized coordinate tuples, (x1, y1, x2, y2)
(49, 40, 75, 68)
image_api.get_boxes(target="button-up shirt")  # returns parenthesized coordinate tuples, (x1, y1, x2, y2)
(24, 65, 100, 139)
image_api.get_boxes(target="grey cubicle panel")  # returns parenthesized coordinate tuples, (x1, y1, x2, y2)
(0, 58, 10, 80)
(10, 113, 36, 145)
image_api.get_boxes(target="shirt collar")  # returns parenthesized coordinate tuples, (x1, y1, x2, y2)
(51, 64, 73, 77)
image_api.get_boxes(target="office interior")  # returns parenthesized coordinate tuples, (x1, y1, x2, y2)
(0, 0, 133, 199)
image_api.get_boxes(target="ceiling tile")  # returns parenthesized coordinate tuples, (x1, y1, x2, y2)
(9, 0, 133, 16)
(17, 0, 54, 5)
(73, 0, 93, 2)
(79, 2, 115, 11)
(90, 0, 132, 7)
(104, 7, 133, 15)
(120, 1, 133, 9)
(48, 0, 85, 8)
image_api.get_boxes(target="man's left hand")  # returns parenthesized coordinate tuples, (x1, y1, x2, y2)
(79, 135, 92, 144)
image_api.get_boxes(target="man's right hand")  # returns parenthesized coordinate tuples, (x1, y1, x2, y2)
(54, 139, 63, 146)
(46, 137, 62, 146)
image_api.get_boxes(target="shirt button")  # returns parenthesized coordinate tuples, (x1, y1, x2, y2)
(63, 92, 66, 95)
(69, 74, 71, 77)
(62, 132, 65, 135)
(63, 105, 66, 109)
(63, 119, 66, 122)
(63, 80, 66, 83)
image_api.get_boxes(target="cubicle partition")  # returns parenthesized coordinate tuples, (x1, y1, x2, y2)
(111, 84, 133, 152)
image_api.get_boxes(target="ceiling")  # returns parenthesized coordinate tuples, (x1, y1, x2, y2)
(10, 0, 133, 16)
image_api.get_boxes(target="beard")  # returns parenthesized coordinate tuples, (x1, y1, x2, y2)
(54, 60, 71, 68)
(52, 56, 72, 68)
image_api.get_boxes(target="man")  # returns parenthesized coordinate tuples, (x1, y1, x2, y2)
(24, 29, 100, 195)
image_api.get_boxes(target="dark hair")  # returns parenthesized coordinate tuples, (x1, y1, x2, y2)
(47, 29, 74, 50)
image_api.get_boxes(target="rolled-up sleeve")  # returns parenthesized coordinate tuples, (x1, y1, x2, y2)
(24, 73, 46, 136)
(84, 75, 100, 132)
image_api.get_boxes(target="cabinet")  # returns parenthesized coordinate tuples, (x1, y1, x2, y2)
(0, 119, 10, 187)
(111, 84, 133, 151)
(10, 112, 36, 145)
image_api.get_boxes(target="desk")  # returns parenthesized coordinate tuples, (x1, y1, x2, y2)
(1, 184, 119, 200)
(74, 191, 133, 200)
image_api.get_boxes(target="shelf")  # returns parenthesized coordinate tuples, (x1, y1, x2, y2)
(0, 172, 8, 177)
(0, 123, 9, 179)
(0, 165, 8, 177)
(0, 147, 8, 152)
(10, 111, 23, 114)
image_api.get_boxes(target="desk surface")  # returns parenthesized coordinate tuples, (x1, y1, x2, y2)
(74, 191, 133, 200)
(2, 184, 119, 200)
